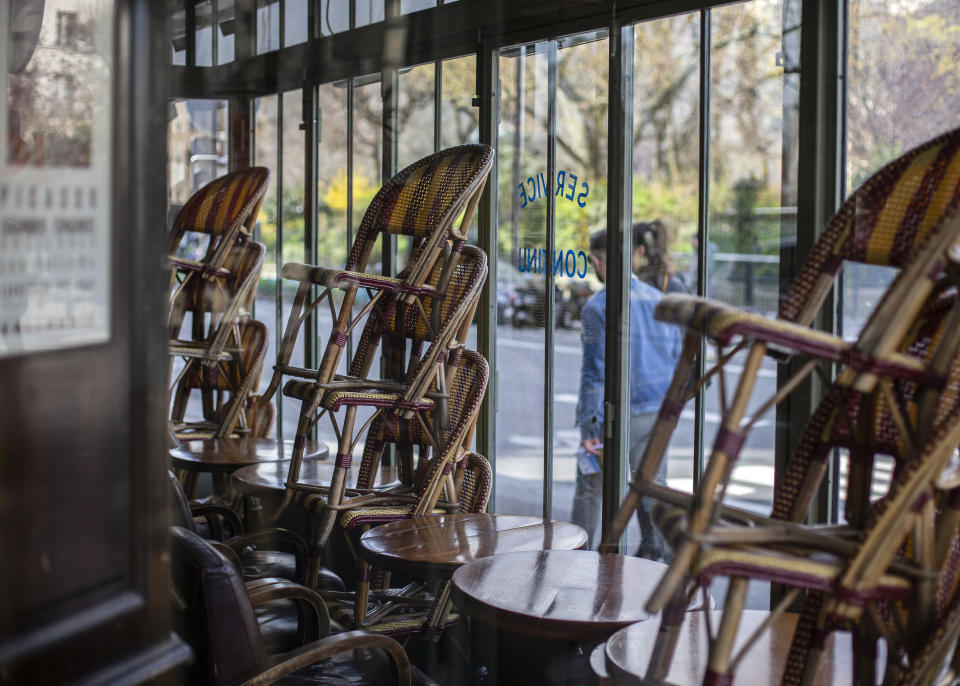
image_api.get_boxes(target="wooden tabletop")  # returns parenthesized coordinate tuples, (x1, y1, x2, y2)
(233, 459, 400, 499)
(450, 549, 666, 641)
(604, 611, 854, 685)
(359, 513, 588, 578)
(169, 438, 328, 473)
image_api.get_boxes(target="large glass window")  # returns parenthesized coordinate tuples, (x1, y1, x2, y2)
(837, 0, 960, 517)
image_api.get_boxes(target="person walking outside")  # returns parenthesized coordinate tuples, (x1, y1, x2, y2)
(573, 224, 682, 557)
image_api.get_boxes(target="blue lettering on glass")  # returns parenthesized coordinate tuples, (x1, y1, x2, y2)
(518, 169, 589, 208)
(577, 181, 589, 208)
(517, 247, 590, 279)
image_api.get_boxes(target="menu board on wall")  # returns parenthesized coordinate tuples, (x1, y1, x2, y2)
(0, 0, 113, 356)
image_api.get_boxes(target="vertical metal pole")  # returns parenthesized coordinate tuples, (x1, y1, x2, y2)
(212, 0, 219, 65)
(601, 16, 632, 551)
(346, 80, 355, 369)
(381, 67, 399, 278)
(434, 59, 442, 153)
(693, 9, 711, 489)
(186, 0, 196, 66)
(476, 36, 498, 510)
(275, 92, 285, 439)
(279, 0, 286, 48)
(303, 83, 319, 373)
(543, 40, 557, 519)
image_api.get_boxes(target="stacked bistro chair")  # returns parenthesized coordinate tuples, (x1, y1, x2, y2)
(322, 350, 491, 632)
(168, 167, 272, 439)
(600, 126, 960, 684)
(250, 146, 493, 635)
(261, 145, 493, 531)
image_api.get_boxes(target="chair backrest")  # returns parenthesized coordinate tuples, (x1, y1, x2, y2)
(168, 471, 199, 534)
(348, 245, 487, 380)
(169, 167, 271, 257)
(771, 289, 960, 522)
(354, 349, 488, 497)
(170, 240, 265, 342)
(780, 126, 960, 325)
(170, 320, 269, 438)
(169, 526, 268, 686)
(344, 145, 494, 274)
(456, 451, 493, 513)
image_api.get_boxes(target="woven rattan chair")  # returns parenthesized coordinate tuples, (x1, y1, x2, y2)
(601, 126, 960, 575)
(292, 349, 489, 627)
(168, 167, 271, 306)
(271, 246, 487, 545)
(632, 204, 960, 683)
(170, 318, 272, 439)
(266, 144, 493, 398)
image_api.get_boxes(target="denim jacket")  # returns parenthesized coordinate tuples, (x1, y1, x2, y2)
(576, 276, 682, 439)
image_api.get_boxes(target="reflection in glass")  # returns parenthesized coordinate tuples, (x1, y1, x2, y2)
(319, 0, 350, 35)
(838, 0, 960, 518)
(441, 55, 480, 241)
(172, 9, 186, 65)
(167, 100, 229, 221)
(550, 34, 611, 548)
(401, 0, 436, 14)
(706, 0, 799, 521)
(495, 43, 549, 517)
(195, 1, 213, 67)
(284, 0, 309, 46)
(355, 0, 385, 27)
(628, 14, 701, 552)
(217, 0, 235, 64)
(257, 0, 280, 54)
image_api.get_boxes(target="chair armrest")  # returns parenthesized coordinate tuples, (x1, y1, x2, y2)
(225, 528, 310, 584)
(281, 262, 437, 297)
(245, 577, 331, 641)
(238, 631, 412, 686)
(191, 503, 243, 540)
(169, 255, 231, 278)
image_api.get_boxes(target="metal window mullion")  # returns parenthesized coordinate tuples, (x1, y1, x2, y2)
(693, 8, 711, 489)
(434, 59, 442, 153)
(187, 0, 197, 66)
(304, 84, 319, 375)
(275, 91, 285, 440)
(600, 19, 632, 551)
(212, 0, 219, 65)
(543, 40, 557, 519)
(476, 36, 498, 510)
(346, 80, 355, 369)
(381, 68, 399, 280)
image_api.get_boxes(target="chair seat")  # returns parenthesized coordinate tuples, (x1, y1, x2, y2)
(339, 505, 445, 530)
(276, 650, 439, 686)
(169, 340, 239, 361)
(242, 549, 346, 592)
(694, 547, 912, 603)
(655, 294, 933, 381)
(170, 254, 231, 278)
(281, 262, 438, 297)
(327, 605, 460, 638)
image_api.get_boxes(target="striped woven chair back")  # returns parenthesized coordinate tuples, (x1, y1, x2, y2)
(345, 145, 493, 273)
(170, 319, 268, 432)
(780, 127, 960, 324)
(772, 290, 960, 522)
(354, 349, 488, 494)
(348, 245, 487, 379)
(171, 240, 265, 342)
(169, 167, 271, 257)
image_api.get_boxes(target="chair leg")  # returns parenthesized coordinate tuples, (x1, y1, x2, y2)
(600, 332, 700, 553)
(319, 406, 358, 545)
(644, 594, 690, 682)
(355, 558, 372, 628)
(704, 577, 748, 685)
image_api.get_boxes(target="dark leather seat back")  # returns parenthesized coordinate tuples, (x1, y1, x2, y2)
(169, 526, 267, 686)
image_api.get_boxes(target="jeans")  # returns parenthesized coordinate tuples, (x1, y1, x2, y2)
(571, 411, 668, 554)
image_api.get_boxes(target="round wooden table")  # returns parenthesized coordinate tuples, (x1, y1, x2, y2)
(359, 513, 589, 578)
(451, 549, 666, 641)
(232, 459, 400, 500)
(604, 611, 855, 685)
(170, 437, 328, 498)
